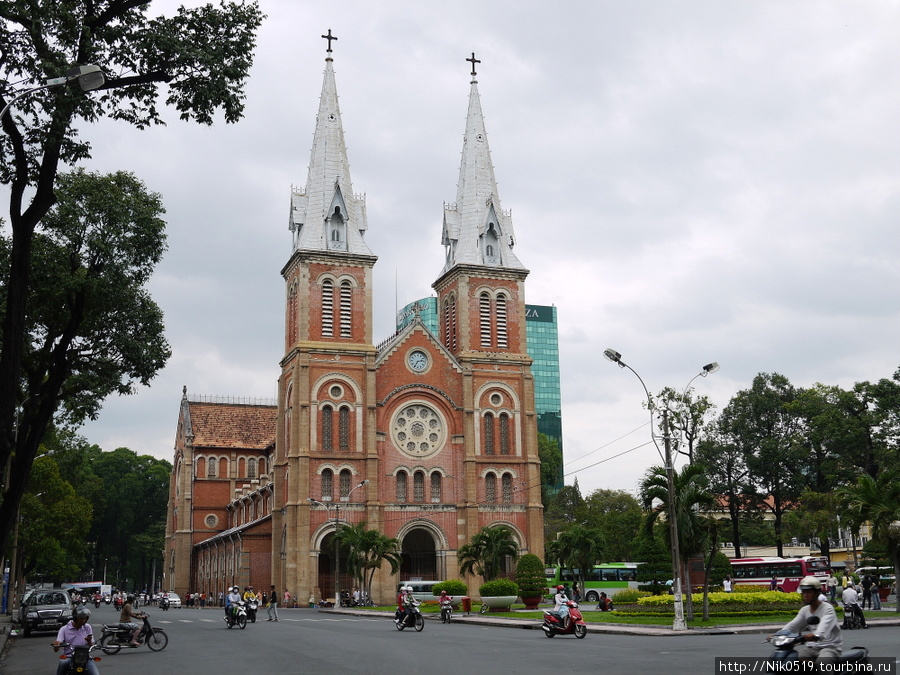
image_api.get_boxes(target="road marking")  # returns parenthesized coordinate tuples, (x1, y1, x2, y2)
(200, 619, 217, 622)
(178, 620, 193, 623)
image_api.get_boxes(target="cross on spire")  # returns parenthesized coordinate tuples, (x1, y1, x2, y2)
(466, 52, 481, 77)
(321, 29, 338, 53)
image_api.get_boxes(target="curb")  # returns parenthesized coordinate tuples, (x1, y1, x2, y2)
(325, 607, 900, 636)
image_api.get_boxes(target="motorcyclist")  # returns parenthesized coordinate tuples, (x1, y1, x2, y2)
(119, 594, 146, 647)
(52, 606, 97, 675)
(439, 590, 452, 618)
(841, 584, 867, 629)
(553, 585, 571, 630)
(225, 586, 242, 621)
(773, 576, 842, 664)
(243, 586, 256, 602)
(397, 586, 418, 625)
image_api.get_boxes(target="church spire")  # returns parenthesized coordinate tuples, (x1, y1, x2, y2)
(440, 54, 524, 274)
(289, 32, 372, 257)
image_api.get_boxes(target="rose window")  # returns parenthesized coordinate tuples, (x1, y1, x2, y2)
(391, 403, 445, 457)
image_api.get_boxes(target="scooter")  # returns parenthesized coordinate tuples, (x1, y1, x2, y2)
(440, 600, 453, 624)
(767, 630, 868, 665)
(542, 600, 587, 638)
(56, 642, 101, 674)
(395, 604, 425, 632)
(246, 597, 258, 623)
(159, 596, 170, 611)
(99, 614, 169, 654)
(225, 600, 248, 629)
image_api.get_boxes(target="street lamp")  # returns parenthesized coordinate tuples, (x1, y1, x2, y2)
(308, 479, 369, 608)
(1, 65, 106, 121)
(604, 348, 717, 631)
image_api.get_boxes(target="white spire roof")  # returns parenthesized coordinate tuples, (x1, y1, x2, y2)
(441, 68, 524, 274)
(290, 54, 372, 257)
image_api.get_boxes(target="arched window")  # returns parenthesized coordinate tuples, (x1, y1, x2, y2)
(207, 457, 217, 478)
(396, 471, 408, 503)
(485, 472, 496, 504)
(248, 458, 256, 479)
(196, 457, 206, 478)
(502, 473, 513, 504)
(321, 279, 334, 337)
(480, 292, 492, 347)
(322, 405, 333, 451)
(430, 472, 442, 503)
(499, 413, 510, 455)
(339, 469, 351, 499)
(340, 281, 352, 338)
(339, 406, 350, 451)
(413, 471, 425, 503)
(238, 457, 246, 478)
(483, 412, 495, 455)
(496, 293, 508, 348)
(219, 457, 227, 478)
(321, 469, 333, 501)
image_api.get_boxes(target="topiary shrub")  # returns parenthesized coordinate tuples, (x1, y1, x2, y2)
(478, 578, 519, 597)
(514, 554, 547, 597)
(432, 579, 467, 597)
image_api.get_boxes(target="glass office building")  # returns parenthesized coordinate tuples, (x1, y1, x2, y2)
(396, 298, 563, 489)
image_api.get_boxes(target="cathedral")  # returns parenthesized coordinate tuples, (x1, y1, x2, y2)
(164, 40, 545, 604)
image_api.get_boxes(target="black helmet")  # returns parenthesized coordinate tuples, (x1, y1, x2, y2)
(126, 594, 135, 604)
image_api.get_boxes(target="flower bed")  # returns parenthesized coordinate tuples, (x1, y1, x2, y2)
(609, 591, 804, 616)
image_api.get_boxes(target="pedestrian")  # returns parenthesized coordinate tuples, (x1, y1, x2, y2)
(723, 575, 733, 593)
(827, 574, 837, 602)
(267, 584, 279, 621)
(871, 574, 882, 610)
(861, 575, 873, 610)
(218, 590, 224, 607)
(770, 576, 777, 591)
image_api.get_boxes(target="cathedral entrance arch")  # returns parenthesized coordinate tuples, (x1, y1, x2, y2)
(400, 527, 441, 579)
(317, 532, 353, 603)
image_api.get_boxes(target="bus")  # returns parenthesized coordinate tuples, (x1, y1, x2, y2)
(730, 556, 830, 593)
(544, 563, 639, 602)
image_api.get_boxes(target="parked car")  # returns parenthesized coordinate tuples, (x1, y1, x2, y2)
(163, 591, 182, 608)
(20, 588, 73, 637)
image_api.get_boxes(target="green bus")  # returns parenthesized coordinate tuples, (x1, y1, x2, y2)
(544, 562, 639, 602)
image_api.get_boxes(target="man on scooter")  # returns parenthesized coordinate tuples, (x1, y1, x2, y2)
(774, 576, 842, 664)
(553, 585, 571, 630)
(225, 586, 242, 621)
(52, 606, 98, 675)
(119, 594, 146, 647)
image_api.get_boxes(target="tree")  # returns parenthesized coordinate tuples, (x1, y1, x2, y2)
(582, 488, 642, 562)
(545, 524, 605, 598)
(538, 432, 563, 505)
(543, 479, 586, 543)
(783, 489, 841, 558)
(839, 471, 900, 613)
(640, 463, 715, 619)
(458, 525, 519, 582)
(651, 386, 716, 463)
(0, 168, 171, 561)
(695, 435, 753, 558)
(335, 522, 402, 605)
(0, 0, 264, 561)
(718, 373, 804, 557)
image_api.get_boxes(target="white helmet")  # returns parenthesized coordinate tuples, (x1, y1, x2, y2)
(404, 586, 413, 592)
(798, 576, 822, 592)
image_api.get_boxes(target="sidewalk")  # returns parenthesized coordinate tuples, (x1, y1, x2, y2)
(327, 606, 900, 637)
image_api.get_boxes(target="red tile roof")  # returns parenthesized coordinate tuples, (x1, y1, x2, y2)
(187, 402, 276, 449)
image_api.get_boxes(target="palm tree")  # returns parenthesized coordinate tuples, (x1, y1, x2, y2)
(458, 525, 519, 581)
(839, 471, 900, 613)
(545, 524, 605, 599)
(640, 463, 716, 619)
(336, 522, 402, 605)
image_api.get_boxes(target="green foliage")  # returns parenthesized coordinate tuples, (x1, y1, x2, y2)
(611, 589, 652, 603)
(538, 432, 563, 505)
(458, 525, 519, 581)
(543, 480, 586, 543)
(514, 553, 547, 596)
(545, 524, 605, 594)
(638, 591, 800, 607)
(478, 578, 519, 597)
(432, 579, 467, 596)
(335, 522, 402, 603)
(582, 488, 642, 561)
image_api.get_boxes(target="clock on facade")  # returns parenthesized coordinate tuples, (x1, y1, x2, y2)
(407, 349, 428, 372)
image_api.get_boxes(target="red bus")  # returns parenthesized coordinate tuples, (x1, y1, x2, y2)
(730, 556, 831, 592)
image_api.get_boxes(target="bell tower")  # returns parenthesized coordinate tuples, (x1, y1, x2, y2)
(272, 32, 378, 596)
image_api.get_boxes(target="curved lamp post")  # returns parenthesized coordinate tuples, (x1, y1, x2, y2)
(308, 479, 368, 608)
(1, 65, 105, 121)
(603, 348, 718, 631)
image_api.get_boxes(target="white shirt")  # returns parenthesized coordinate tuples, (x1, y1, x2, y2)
(842, 587, 859, 606)
(784, 602, 842, 652)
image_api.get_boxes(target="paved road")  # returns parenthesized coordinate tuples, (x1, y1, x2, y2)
(2, 604, 898, 675)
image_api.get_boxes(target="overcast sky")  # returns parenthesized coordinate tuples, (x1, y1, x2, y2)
(61, 0, 899, 496)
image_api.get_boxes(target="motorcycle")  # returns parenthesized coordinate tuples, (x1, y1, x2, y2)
(56, 642, 101, 675)
(99, 614, 169, 654)
(103, 596, 110, 605)
(767, 630, 868, 665)
(112, 597, 123, 612)
(246, 597, 258, 623)
(225, 600, 248, 629)
(395, 604, 425, 632)
(159, 596, 170, 611)
(440, 600, 453, 624)
(542, 600, 587, 638)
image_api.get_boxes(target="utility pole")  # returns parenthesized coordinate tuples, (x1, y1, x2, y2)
(663, 408, 686, 631)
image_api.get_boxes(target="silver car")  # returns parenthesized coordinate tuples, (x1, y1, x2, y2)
(20, 589, 73, 637)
